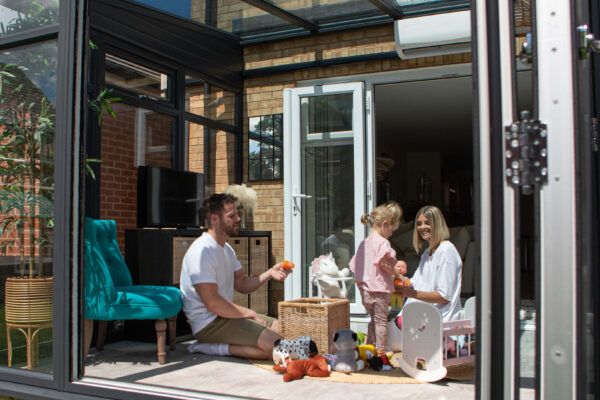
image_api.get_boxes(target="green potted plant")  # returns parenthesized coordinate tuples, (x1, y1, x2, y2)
(0, 62, 54, 369)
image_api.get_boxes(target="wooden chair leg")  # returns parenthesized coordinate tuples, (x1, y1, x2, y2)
(167, 317, 177, 351)
(155, 320, 167, 364)
(6, 326, 12, 367)
(96, 320, 107, 351)
(83, 319, 94, 359)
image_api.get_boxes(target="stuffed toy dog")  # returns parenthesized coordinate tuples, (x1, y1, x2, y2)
(330, 329, 365, 373)
(272, 336, 318, 366)
(272, 355, 330, 382)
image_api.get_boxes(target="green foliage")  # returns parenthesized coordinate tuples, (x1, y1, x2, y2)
(0, 1, 59, 36)
(0, 63, 55, 277)
(88, 88, 121, 126)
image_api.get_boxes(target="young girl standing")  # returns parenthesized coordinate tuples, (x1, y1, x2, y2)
(349, 201, 407, 359)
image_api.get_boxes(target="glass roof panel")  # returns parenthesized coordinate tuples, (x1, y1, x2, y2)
(269, 0, 385, 25)
(130, 0, 470, 43)
(210, 0, 298, 37)
(385, 0, 470, 16)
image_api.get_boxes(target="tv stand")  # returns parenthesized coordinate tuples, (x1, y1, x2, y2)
(124, 228, 272, 341)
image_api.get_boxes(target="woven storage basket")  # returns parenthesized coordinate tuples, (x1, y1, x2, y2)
(278, 298, 349, 354)
(514, 0, 531, 29)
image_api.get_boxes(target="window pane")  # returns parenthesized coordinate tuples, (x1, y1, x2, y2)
(260, 143, 273, 158)
(249, 139, 260, 158)
(274, 140, 282, 157)
(185, 74, 236, 125)
(105, 53, 170, 101)
(273, 157, 282, 179)
(0, 0, 59, 37)
(248, 116, 260, 137)
(261, 158, 274, 180)
(273, 113, 283, 140)
(248, 158, 260, 181)
(301, 93, 353, 136)
(260, 115, 273, 138)
(0, 40, 57, 373)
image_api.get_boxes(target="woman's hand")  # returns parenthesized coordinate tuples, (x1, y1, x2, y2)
(394, 284, 416, 298)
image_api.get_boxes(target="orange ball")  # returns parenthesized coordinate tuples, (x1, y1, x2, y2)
(282, 260, 295, 270)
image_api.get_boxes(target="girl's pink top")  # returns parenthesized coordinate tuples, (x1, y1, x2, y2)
(349, 232, 396, 293)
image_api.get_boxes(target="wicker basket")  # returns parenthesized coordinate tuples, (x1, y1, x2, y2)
(278, 298, 350, 354)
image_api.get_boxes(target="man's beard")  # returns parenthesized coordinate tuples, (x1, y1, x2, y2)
(221, 220, 240, 236)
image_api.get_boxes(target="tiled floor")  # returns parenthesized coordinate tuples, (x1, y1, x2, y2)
(83, 338, 535, 400)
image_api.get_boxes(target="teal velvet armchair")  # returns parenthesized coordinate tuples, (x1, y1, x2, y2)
(84, 218, 182, 364)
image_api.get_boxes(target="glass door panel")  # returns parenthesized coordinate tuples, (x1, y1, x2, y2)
(302, 144, 355, 303)
(284, 82, 365, 313)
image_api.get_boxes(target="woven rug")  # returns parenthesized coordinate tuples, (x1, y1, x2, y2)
(251, 353, 474, 384)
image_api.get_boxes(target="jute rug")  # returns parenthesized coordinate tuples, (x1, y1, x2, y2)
(251, 353, 474, 384)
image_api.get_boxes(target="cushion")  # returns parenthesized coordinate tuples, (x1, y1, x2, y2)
(109, 285, 182, 321)
(450, 226, 471, 261)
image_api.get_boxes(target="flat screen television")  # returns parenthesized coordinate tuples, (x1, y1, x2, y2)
(137, 165, 204, 228)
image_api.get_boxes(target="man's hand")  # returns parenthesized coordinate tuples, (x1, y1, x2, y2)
(269, 262, 291, 281)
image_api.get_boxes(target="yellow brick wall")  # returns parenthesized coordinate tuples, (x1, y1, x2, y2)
(242, 26, 470, 265)
(182, 22, 471, 314)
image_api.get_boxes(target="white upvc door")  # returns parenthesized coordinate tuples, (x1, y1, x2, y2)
(283, 82, 367, 314)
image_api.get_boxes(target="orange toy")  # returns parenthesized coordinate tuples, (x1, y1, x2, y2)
(272, 355, 330, 382)
(282, 260, 295, 271)
(391, 278, 411, 308)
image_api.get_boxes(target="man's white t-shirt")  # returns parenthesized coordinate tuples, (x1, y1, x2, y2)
(180, 232, 242, 335)
(404, 240, 462, 322)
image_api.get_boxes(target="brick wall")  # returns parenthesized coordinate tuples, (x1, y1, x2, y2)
(241, 25, 471, 265)
(100, 103, 173, 251)
(239, 26, 470, 311)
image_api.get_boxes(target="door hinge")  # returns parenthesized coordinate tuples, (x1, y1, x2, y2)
(577, 25, 600, 60)
(505, 110, 548, 195)
(592, 117, 599, 152)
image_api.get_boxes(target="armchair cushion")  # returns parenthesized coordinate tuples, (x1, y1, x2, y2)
(109, 285, 182, 321)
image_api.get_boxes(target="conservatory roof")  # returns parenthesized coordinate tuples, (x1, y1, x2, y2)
(130, 0, 469, 44)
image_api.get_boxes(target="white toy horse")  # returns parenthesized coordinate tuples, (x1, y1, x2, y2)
(387, 297, 476, 382)
(309, 253, 352, 298)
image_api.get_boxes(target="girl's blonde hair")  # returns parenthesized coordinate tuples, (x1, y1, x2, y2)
(360, 201, 403, 228)
(412, 205, 450, 254)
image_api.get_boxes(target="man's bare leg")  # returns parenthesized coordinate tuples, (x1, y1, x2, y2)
(228, 327, 281, 360)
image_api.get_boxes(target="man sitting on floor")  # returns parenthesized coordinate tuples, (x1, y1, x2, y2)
(180, 193, 291, 360)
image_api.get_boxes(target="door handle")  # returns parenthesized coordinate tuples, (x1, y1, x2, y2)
(291, 193, 311, 216)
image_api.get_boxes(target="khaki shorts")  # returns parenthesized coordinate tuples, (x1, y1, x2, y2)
(194, 315, 275, 347)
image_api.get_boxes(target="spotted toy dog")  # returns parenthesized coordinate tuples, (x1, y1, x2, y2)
(272, 336, 318, 366)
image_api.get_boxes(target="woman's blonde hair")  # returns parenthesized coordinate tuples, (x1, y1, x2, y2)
(360, 201, 403, 229)
(412, 205, 450, 254)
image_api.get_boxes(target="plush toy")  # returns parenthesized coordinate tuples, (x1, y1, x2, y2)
(311, 253, 352, 298)
(272, 355, 331, 382)
(357, 344, 375, 361)
(356, 331, 367, 345)
(330, 329, 365, 373)
(272, 336, 318, 366)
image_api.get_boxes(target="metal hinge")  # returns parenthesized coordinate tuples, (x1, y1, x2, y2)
(577, 25, 600, 59)
(505, 110, 548, 195)
(592, 117, 599, 152)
